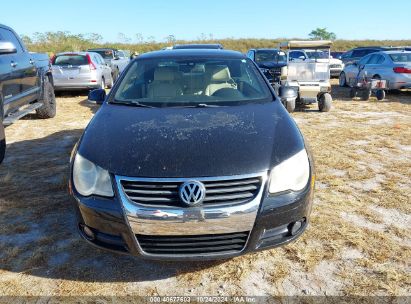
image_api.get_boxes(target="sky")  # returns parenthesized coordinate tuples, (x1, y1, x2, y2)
(1, 0, 410, 42)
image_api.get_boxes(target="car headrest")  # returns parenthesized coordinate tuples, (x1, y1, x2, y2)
(154, 68, 175, 81)
(209, 66, 231, 82)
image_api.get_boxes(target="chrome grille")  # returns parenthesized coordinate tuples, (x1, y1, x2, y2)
(269, 67, 282, 75)
(136, 231, 249, 255)
(120, 175, 263, 207)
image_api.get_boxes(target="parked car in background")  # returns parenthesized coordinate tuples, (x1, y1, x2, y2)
(339, 50, 411, 90)
(72, 49, 314, 260)
(1, 24, 56, 162)
(331, 51, 344, 60)
(340, 46, 411, 65)
(173, 44, 223, 49)
(87, 48, 130, 81)
(246, 48, 287, 83)
(51, 52, 113, 92)
(288, 49, 344, 77)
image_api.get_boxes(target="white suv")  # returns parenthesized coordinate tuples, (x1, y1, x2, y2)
(289, 49, 344, 77)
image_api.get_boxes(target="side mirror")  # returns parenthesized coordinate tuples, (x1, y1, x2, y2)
(0, 41, 17, 55)
(279, 86, 298, 101)
(88, 89, 106, 105)
(298, 56, 306, 60)
(113, 56, 120, 60)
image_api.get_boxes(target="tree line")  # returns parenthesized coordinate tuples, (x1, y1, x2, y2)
(20, 31, 411, 55)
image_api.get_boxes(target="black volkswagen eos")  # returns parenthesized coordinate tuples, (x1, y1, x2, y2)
(69, 49, 314, 260)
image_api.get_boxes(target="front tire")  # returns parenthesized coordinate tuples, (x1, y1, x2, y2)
(0, 123, 5, 164)
(285, 99, 296, 113)
(339, 72, 347, 87)
(107, 75, 114, 89)
(318, 93, 332, 112)
(36, 79, 56, 119)
(349, 88, 357, 98)
(360, 89, 371, 101)
(375, 89, 385, 101)
(98, 78, 105, 90)
(112, 68, 120, 82)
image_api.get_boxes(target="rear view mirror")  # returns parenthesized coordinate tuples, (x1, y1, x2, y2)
(0, 41, 17, 55)
(298, 56, 305, 60)
(88, 89, 106, 105)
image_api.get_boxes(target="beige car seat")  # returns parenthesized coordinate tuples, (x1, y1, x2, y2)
(147, 67, 183, 98)
(204, 66, 237, 96)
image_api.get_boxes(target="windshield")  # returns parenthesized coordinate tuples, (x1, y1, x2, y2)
(113, 57, 272, 107)
(305, 51, 329, 59)
(390, 53, 411, 62)
(53, 54, 88, 66)
(91, 50, 114, 59)
(255, 50, 286, 63)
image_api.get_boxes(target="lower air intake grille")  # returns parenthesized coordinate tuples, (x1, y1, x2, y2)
(136, 231, 249, 255)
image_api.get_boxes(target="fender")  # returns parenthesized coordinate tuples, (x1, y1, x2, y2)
(36, 63, 54, 100)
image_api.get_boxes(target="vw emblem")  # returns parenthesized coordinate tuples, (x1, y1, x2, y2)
(179, 181, 206, 206)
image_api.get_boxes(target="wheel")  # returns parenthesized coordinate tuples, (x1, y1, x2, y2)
(98, 78, 105, 90)
(375, 89, 385, 101)
(36, 78, 56, 119)
(318, 93, 332, 112)
(349, 88, 357, 98)
(107, 75, 114, 89)
(0, 123, 5, 164)
(339, 72, 347, 87)
(360, 89, 371, 101)
(285, 99, 296, 113)
(112, 68, 120, 82)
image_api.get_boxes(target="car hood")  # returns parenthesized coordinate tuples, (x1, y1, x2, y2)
(329, 58, 343, 65)
(257, 61, 287, 69)
(77, 101, 305, 178)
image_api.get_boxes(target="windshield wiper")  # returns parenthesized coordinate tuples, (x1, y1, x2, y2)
(182, 103, 224, 108)
(113, 100, 156, 108)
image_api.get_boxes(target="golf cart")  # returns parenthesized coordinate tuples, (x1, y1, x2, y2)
(278, 40, 333, 112)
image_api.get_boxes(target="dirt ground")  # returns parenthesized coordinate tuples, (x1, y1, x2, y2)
(0, 80, 410, 298)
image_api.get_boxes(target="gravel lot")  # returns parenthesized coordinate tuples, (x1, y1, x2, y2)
(0, 80, 410, 298)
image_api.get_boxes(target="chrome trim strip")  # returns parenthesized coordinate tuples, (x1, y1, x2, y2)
(115, 173, 267, 258)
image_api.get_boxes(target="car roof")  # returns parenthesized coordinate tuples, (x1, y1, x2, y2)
(0, 23, 13, 31)
(173, 44, 223, 49)
(56, 51, 91, 56)
(137, 49, 245, 60)
(87, 48, 118, 51)
(379, 50, 411, 54)
(352, 46, 406, 50)
(279, 40, 333, 49)
(252, 48, 281, 51)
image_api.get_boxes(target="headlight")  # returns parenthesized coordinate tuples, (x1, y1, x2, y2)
(73, 153, 114, 197)
(269, 149, 310, 194)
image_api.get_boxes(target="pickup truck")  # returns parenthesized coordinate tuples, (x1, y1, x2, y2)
(86, 48, 130, 82)
(246, 48, 287, 84)
(0, 24, 56, 164)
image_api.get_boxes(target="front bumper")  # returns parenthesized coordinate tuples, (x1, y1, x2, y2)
(54, 83, 101, 91)
(70, 173, 314, 261)
(330, 69, 343, 77)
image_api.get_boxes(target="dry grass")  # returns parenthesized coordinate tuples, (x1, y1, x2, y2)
(0, 81, 410, 297)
